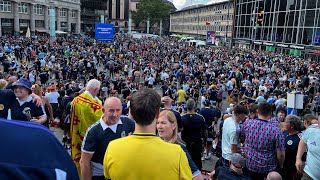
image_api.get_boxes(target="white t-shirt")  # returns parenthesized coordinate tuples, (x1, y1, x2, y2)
(222, 117, 240, 160)
(148, 77, 155, 85)
(29, 73, 35, 83)
(45, 92, 60, 104)
(302, 127, 320, 179)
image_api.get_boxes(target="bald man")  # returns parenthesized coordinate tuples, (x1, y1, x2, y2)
(80, 97, 135, 180)
(267, 171, 282, 180)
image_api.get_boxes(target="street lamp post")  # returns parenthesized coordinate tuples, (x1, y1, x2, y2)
(226, 0, 230, 48)
(49, 7, 56, 46)
(197, 8, 199, 38)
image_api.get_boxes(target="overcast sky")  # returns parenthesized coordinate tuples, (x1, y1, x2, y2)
(169, 0, 228, 10)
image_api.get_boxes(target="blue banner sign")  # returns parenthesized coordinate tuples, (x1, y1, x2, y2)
(95, 23, 114, 41)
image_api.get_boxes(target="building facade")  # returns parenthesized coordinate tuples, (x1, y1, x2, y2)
(81, 0, 139, 34)
(234, 0, 320, 56)
(0, 0, 81, 36)
(80, 0, 108, 33)
(170, 1, 234, 44)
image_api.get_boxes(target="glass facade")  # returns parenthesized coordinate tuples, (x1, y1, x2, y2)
(234, 0, 320, 46)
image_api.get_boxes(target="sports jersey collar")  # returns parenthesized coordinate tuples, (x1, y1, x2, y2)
(132, 133, 157, 136)
(99, 117, 123, 133)
(16, 95, 32, 106)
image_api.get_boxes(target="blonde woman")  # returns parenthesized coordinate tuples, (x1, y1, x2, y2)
(0, 79, 8, 90)
(157, 110, 204, 180)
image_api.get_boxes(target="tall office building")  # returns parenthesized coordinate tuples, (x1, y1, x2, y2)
(233, 0, 320, 57)
(81, 0, 139, 34)
(108, 0, 139, 28)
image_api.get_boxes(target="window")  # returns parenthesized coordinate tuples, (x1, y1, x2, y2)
(19, 2, 28, 13)
(59, 8, 66, 17)
(71, 10, 76, 18)
(34, 4, 43, 15)
(35, 20, 44, 27)
(0, 1, 11, 12)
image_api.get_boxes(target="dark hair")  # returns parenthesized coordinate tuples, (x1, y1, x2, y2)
(276, 108, 287, 116)
(286, 115, 302, 131)
(249, 104, 259, 113)
(233, 105, 248, 115)
(130, 88, 161, 126)
(258, 102, 273, 117)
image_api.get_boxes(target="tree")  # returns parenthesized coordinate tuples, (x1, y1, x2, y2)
(131, 0, 175, 34)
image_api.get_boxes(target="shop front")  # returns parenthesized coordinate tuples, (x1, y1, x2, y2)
(233, 39, 252, 49)
(1, 18, 14, 36)
(304, 46, 320, 60)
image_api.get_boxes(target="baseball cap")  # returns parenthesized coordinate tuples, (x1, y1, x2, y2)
(230, 153, 246, 168)
(12, 78, 32, 93)
(48, 85, 56, 90)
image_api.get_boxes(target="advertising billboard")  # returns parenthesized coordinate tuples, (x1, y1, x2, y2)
(207, 31, 215, 45)
(95, 23, 114, 41)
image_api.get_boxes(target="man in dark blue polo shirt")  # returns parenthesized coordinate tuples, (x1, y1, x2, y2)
(10, 78, 47, 124)
(80, 97, 135, 180)
(0, 79, 42, 119)
(181, 98, 208, 170)
(0, 118, 79, 180)
(200, 99, 220, 160)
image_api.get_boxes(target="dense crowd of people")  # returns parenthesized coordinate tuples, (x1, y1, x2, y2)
(0, 34, 319, 180)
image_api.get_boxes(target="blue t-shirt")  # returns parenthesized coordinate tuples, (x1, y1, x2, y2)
(0, 118, 79, 179)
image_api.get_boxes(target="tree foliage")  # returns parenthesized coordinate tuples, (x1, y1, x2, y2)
(131, 0, 174, 28)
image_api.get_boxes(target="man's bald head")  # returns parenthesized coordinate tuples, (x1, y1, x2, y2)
(104, 97, 121, 109)
(267, 171, 282, 180)
(103, 97, 122, 125)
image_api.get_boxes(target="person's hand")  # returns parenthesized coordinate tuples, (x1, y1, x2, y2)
(32, 94, 43, 107)
(49, 116, 54, 122)
(295, 159, 305, 173)
(208, 170, 215, 180)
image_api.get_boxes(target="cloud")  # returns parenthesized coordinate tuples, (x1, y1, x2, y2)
(172, 0, 187, 9)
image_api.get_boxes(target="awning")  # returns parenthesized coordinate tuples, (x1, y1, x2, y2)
(35, 28, 48, 33)
(56, 30, 67, 34)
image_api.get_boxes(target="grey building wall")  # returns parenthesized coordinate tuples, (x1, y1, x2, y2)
(0, 0, 81, 36)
